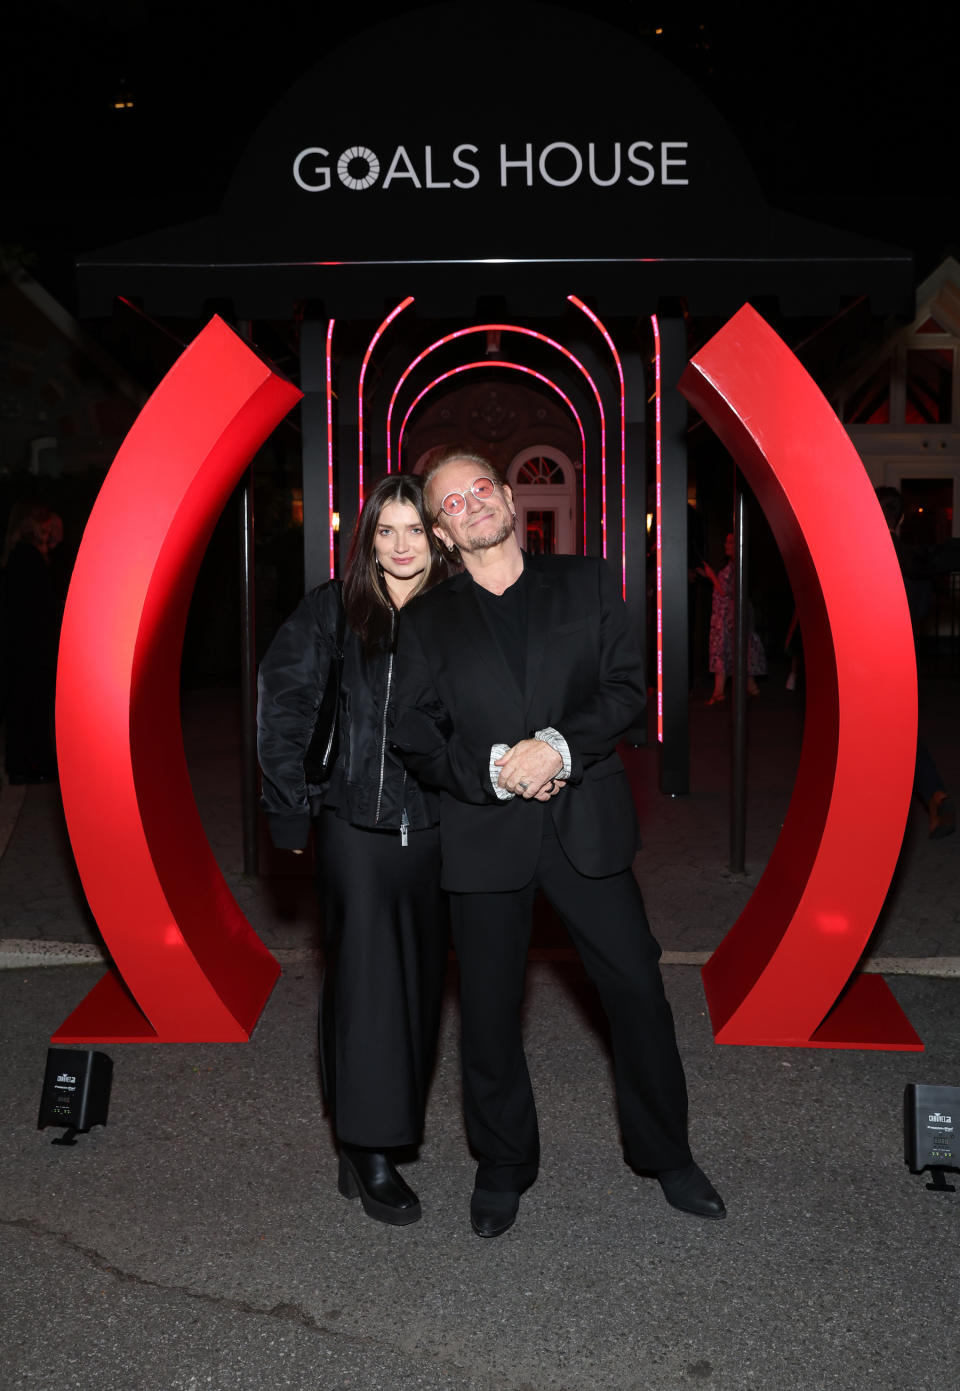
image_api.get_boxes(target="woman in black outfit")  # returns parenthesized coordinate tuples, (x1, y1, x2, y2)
(257, 473, 449, 1225)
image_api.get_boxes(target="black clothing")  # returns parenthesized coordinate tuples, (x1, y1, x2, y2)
(316, 811, 445, 1148)
(2, 540, 61, 780)
(473, 564, 530, 691)
(257, 582, 438, 848)
(892, 534, 960, 809)
(257, 582, 447, 1148)
(392, 554, 643, 891)
(895, 535, 960, 639)
(392, 553, 692, 1185)
(452, 828, 691, 1190)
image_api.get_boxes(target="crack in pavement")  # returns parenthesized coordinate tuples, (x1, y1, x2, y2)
(3, 1214, 522, 1390)
(4, 1213, 323, 1327)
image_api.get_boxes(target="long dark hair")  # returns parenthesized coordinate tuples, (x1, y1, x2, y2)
(342, 473, 448, 650)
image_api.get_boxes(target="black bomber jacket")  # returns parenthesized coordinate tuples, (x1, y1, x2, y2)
(256, 582, 438, 850)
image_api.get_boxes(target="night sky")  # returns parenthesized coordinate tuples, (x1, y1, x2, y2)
(3, 1, 958, 309)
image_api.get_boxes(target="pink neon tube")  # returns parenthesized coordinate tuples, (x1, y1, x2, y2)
(326, 318, 335, 579)
(358, 296, 414, 502)
(651, 314, 663, 743)
(567, 296, 627, 596)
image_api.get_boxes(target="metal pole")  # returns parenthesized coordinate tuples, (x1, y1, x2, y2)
(237, 320, 259, 878)
(301, 319, 331, 590)
(730, 484, 748, 872)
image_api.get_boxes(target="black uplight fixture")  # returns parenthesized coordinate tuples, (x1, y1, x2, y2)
(904, 1084, 959, 1193)
(37, 1048, 113, 1146)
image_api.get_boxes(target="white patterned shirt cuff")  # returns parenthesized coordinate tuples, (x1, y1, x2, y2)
(489, 743, 514, 799)
(535, 727, 571, 780)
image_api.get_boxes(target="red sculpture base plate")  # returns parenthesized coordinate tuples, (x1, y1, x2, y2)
(711, 972, 923, 1051)
(51, 965, 278, 1044)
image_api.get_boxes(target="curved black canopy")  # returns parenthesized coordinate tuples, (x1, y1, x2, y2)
(77, 1, 912, 319)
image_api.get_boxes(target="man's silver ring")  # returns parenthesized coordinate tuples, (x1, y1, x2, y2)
(517, 780, 529, 791)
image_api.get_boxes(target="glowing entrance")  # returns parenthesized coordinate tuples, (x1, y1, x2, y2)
(507, 448, 577, 554)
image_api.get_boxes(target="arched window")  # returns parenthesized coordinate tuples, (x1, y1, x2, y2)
(514, 454, 567, 486)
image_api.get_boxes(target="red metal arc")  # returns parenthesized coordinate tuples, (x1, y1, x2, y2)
(679, 304, 921, 1049)
(53, 317, 302, 1043)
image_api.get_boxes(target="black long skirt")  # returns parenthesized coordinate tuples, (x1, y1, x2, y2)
(315, 810, 447, 1148)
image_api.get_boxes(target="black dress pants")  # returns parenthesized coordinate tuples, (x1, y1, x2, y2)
(449, 827, 692, 1192)
(316, 811, 447, 1148)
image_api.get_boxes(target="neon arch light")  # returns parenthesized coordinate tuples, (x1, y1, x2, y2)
(396, 361, 587, 476)
(651, 314, 663, 743)
(385, 324, 606, 557)
(357, 295, 414, 505)
(568, 295, 627, 596)
(326, 318, 336, 578)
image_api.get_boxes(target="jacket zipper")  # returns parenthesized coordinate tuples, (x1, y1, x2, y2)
(374, 610, 396, 829)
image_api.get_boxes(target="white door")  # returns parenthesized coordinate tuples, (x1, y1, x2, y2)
(508, 449, 576, 555)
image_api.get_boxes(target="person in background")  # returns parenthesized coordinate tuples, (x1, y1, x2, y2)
(876, 485, 960, 838)
(698, 532, 766, 704)
(258, 473, 450, 1224)
(783, 608, 802, 692)
(2, 502, 64, 784)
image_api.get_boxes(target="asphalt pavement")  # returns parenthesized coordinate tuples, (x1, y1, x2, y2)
(1, 675, 958, 1390)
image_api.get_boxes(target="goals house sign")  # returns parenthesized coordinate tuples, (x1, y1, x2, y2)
(217, 3, 763, 270)
(292, 141, 693, 194)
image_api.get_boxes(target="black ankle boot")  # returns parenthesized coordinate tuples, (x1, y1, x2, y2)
(657, 1161, 726, 1219)
(337, 1145, 422, 1226)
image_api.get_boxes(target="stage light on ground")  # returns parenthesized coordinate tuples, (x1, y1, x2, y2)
(38, 1048, 113, 1146)
(904, 1083, 959, 1192)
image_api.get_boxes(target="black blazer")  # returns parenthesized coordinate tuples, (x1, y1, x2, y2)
(391, 554, 645, 891)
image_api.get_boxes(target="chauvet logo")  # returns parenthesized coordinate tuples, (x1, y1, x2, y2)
(928, 1112, 953, 1124)
(292, 140, 690, 193)
(56, 1073, 77, 1084)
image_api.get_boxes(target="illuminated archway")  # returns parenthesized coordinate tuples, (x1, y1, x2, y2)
(398, 361, 585, 470)
(385, 323, 607, 558)
(398, 362, 586, 553)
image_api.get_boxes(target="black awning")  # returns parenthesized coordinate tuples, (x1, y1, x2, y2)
(77, 208, 912, 321)
(75, 2, 914, 322)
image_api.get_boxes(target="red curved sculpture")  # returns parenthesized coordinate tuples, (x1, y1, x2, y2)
(679, 304, 921, 1050)
(53, 317, 302, 1043)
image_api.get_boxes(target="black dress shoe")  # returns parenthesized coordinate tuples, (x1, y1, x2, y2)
(658, 1162, 726, 1220)
(338, 1146, 422, 1226)
(470, 1188, 520, 1238)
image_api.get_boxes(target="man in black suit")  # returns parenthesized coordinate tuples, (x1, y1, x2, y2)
(392, 447, 723, 1236)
